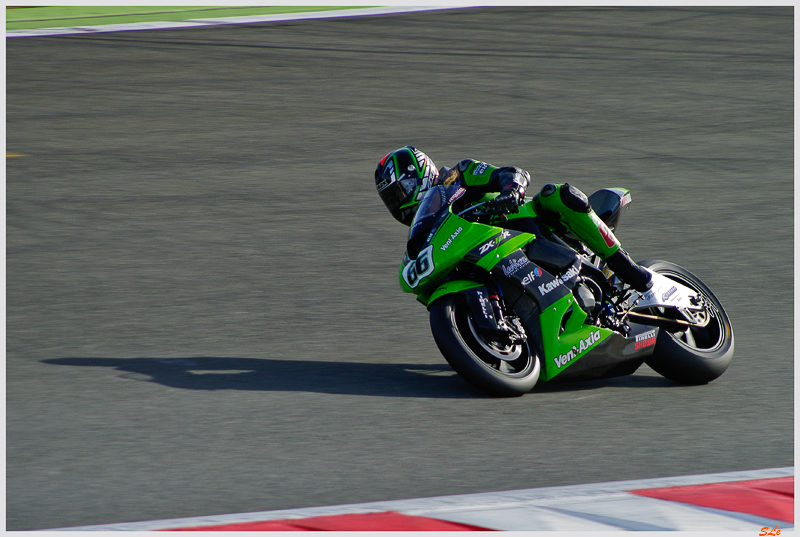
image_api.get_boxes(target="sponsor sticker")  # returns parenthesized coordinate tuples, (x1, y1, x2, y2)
(448, 187, 466, 204)
(439, 227, 463, 251)
(520, 267, 543, 286)
(598, 221, 617, 248)
(561, 265, 580, 282)
(473, 162, 489, 176)
(376, 177, 392, 192)
(634, 329, 657, 350)
(502, 257, 531, 277)
(662, 286, 678, 301)
(536, 265, 579, 295)
(538, 279, 561, 296)
(475, 290, 493, 321)
(553, 330, 602, 369)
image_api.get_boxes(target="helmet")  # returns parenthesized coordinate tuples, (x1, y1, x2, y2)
(375, 146, 439, 225)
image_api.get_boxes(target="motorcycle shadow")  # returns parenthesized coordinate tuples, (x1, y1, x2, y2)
(42, 356, 486, 399)
(533, 372, 680, 393)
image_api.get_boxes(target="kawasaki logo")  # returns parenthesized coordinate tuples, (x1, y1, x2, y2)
(440, 227, 463, 251)
(538, 279, 561, 295)
(538, 265, 580, 295)
(561, 265, 580, 281)
(554, 330, 601, 369)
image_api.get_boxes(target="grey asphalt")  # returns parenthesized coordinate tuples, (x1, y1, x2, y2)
(6, 7, 793, 531)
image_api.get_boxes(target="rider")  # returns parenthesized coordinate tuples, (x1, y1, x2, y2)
(374, 145, 652, 292)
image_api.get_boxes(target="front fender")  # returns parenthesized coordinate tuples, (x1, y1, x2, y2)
(426, 279, 483, 308)
(426, 280, 498, 332)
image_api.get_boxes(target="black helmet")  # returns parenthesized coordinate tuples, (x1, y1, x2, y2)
(375, 146, 439, 225)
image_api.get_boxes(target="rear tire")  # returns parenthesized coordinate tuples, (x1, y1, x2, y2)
(640, 260, 734, 384)
(429, 295, 540, 397)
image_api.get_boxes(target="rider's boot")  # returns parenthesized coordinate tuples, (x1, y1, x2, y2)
(533, 183, 653, 293)
(604, 249, 653, 293)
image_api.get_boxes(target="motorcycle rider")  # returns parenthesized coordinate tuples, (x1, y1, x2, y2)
(374, 145, 652, 292)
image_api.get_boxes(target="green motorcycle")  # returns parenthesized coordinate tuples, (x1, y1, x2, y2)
(399, 185, 734, 397)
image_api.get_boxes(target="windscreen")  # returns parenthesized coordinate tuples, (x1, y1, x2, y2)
(409, 186, 448, 233)
(406, 186, 450, 259)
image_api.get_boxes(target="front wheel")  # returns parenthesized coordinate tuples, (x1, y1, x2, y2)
(429, 295, 540, 397)
(639, 260, 734, 384)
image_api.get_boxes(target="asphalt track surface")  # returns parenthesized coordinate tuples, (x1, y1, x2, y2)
(6, 7, 794, 530)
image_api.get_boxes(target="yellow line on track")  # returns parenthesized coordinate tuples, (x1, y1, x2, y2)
(7, 152, 28, 157)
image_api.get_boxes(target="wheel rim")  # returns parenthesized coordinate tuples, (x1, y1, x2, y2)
(467, 315, 523, 361)
(648, 270, 726, 353)
(453, 304, 536, 377)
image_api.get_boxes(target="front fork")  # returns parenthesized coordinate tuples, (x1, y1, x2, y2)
(484, 278, 527, 344)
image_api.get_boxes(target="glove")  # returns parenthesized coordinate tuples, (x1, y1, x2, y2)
(491, 185, 524, 213)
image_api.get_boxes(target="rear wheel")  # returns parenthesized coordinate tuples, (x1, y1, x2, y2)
(429, 295, 540, 396)
(639, 260, 734, 384)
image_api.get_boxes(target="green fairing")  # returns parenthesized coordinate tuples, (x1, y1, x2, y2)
(426, 280, 485, 307)
(398, 209, 508, 298)
(536, 294, 614, 381)
(398, 197, 540, 296)
(399, 192, 614, 381)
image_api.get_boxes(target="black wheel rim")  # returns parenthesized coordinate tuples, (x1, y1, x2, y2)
(452, 302, 536, 377)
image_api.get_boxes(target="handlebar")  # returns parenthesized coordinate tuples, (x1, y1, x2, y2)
(456, 201, 489, 217)
(456, 200, 506, 221)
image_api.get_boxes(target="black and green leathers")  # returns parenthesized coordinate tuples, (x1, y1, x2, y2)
(437, 159, 529, 206)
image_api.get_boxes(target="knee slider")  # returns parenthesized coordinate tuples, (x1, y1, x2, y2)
(560, 183, 591, 213)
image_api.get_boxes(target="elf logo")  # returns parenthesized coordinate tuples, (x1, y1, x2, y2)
(553, 330, 601, 369)
(521, 267, 543, 286)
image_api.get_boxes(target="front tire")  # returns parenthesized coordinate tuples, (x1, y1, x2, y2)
(640, 260, 734, 384)
(429, 295, 540, 397)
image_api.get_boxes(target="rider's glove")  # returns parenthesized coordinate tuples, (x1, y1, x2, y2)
(492, 185, 524, 213)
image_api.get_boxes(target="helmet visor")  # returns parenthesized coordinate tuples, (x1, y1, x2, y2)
(377, 177, 417, 212)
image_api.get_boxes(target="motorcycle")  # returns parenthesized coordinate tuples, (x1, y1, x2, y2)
(399, 185, 734, 397)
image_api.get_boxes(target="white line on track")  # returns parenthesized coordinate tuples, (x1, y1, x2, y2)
(6, 6, 467, 38)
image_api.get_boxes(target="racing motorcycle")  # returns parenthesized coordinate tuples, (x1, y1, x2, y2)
(399, 185, 734, 396)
